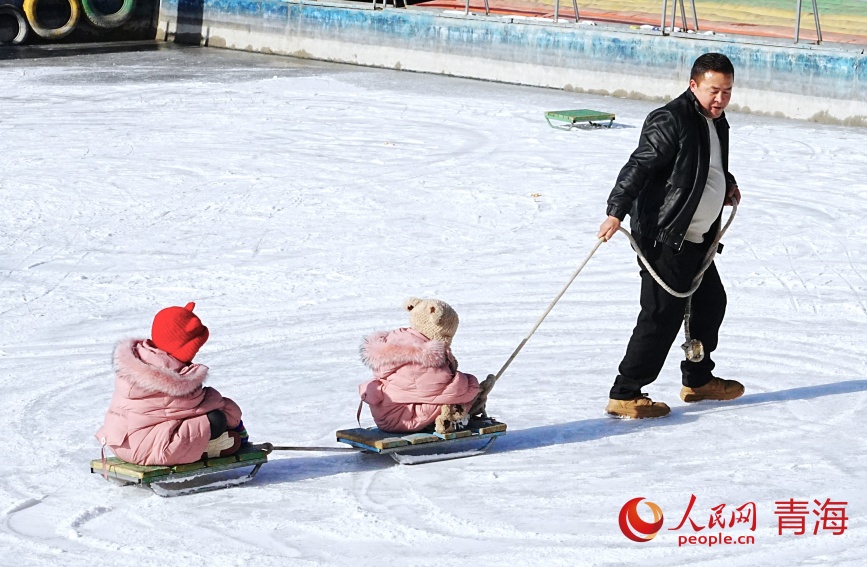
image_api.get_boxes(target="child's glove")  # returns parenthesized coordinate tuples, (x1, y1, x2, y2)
(205, 431, 241, 458)
(468, 374, 496, 417)
(231, 420, 250, 448)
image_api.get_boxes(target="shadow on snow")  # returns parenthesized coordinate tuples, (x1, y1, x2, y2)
(496, 379, 867, 453)
(251, 380, 867, 486)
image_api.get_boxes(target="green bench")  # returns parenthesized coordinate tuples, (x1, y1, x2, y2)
(545, 109, 616, 129)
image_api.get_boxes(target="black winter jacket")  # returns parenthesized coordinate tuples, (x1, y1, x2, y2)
(606, 89, 736, 250)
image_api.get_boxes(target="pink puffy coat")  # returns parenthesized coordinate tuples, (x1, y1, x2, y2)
(95, 339, 242, 466)
(359, 328, 480, 433)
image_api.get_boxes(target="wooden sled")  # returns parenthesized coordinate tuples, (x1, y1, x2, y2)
(336, 418, 506, 464)
(90, 444, 270, 497)
(545, 109, 615, 129)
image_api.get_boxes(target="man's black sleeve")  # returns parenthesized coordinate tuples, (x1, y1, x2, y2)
(606, 108, 679, 220)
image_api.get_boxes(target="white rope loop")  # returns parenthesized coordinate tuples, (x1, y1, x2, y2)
(617, 200, 737, 299)
(617, 201, 737, 362)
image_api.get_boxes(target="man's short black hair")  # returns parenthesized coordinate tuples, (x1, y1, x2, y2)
(691, 53, 735, 82)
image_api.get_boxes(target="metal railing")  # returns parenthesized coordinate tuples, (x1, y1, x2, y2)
(553, 0, 580, 23)
(660, 0, 699, 33)
(794, 0, 823, 44)
(375, 0, 828, 46)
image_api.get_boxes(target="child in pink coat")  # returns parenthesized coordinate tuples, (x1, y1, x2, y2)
(96, 302, 248, 466)
(359, 297, 481, 434)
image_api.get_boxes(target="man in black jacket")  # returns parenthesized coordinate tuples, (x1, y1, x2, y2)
(598, 53, 744, 419)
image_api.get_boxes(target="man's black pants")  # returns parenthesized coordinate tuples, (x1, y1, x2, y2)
(609, 234, 727, 400)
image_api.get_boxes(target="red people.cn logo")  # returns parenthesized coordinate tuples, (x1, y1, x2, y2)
(619, 497, 665, 542)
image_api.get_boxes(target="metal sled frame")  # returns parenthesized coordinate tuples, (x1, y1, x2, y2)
(545, 109, 615, 130)
(90, 445, 269, 497)
(336, 419, 506, 464)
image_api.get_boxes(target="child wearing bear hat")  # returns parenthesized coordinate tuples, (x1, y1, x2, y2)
(358, 297, 481, 434)
(96, 302, 248, 466)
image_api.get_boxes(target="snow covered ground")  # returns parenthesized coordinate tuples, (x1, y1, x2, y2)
(1, 45, 866, 566)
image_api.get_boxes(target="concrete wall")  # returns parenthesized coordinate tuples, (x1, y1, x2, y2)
(157, 0, 867, 125)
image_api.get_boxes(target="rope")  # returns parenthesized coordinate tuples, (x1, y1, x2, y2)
(493, 236, 607, 383)
(261, 442, 356, 453)
(618, 201, 737, 360)
(470, 237, 607, 417)
(472, 201, 737, 415)
(617, 200, 737, 299)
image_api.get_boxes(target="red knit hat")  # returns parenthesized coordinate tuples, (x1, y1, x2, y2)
(151, 302, 209, 363)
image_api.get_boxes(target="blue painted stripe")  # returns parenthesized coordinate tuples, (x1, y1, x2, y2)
(161, 0, 866, 101)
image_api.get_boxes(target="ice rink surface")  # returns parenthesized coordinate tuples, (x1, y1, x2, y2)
(1, 45, 866, 566)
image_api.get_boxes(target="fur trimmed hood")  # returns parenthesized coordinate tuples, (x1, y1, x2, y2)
(360, 328, 448, 370)
(113, 338, 209, 397)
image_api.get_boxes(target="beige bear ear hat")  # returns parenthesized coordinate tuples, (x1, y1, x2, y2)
(403, 297, 459, 345)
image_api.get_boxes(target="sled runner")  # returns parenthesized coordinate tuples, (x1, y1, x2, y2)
(90, 444, 270, 497)
(545, 109, 615, 129)
(336, 418, 506, 464)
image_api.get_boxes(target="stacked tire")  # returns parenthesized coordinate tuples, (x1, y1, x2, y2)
(0, 0, 135, 43)
(0, 4, 28, 45)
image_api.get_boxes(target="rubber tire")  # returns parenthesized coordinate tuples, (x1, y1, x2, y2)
(0, 5, 29, 45)
(81, 0, 134, 29)
(23, 0, 80, 40)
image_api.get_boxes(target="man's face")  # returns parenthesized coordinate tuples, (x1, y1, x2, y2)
(689, 70, 734, 119)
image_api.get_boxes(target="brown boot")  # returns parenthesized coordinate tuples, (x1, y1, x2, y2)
(680, 377, 744, 402)
(605, 394, 671, 419)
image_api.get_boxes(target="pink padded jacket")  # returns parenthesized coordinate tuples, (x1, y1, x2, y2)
(95, 339, 242, 466)
(358, 328, 480, 433)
